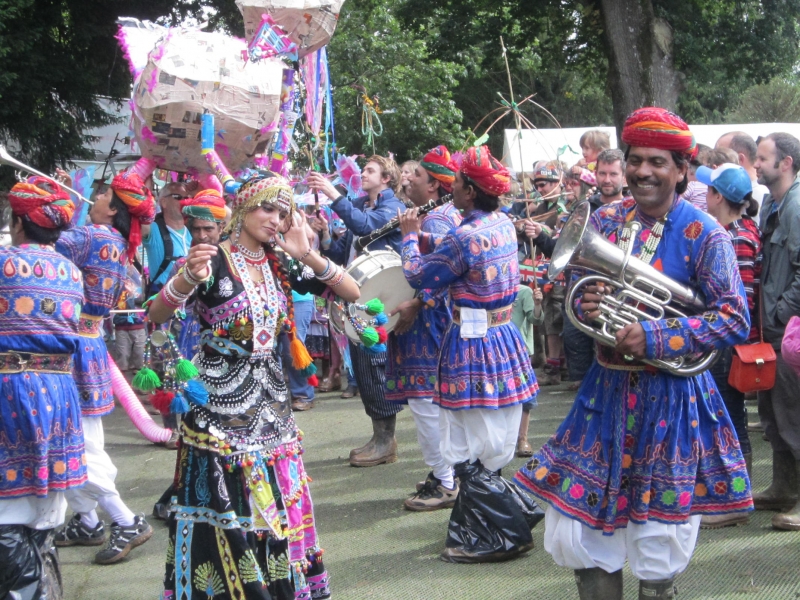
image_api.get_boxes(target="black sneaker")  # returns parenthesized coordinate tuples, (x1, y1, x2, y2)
(54, 514, 106, 547)
(94, 514, 153, 565)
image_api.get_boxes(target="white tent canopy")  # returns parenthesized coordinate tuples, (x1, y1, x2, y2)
(502, 123, 800, 174)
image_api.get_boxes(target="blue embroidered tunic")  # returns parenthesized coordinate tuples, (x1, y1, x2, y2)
(0, 245, 87, 498)
(386, 203, 462, 402)
(514, 197, 754, 533)
(402, 209, 538, 410)
(56, 225, 128, 417)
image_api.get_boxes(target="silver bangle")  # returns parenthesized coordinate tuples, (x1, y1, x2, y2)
(182, 263, 211, 287)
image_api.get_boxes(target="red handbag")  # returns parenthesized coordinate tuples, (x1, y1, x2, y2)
(728, 290, 776, 393)
(728, 342, 776, 392)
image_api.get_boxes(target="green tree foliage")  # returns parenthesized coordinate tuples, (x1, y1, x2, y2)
(398, 0, 613, 157)
(0, 0, 175, 173)
(727, 77, 800, 123)
(399, 0, 800, 145)
(325, 0, 466, 160)
(664, 0, 800, 124)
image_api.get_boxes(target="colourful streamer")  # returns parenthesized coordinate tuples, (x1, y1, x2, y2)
(334, 154, 363, 198)
(323, 48, 335, 171)
(201, 113, 241, 195)
(268, 69, 298, 177)
(69, 165, 96, 226)
(245, 14, 299, 63)
(359, 91, 383, 154)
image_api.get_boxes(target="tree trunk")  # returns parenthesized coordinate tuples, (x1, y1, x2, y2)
(598, 0, 680, 144)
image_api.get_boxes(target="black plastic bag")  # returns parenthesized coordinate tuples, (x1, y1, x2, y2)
(445, 460, 545, 560)
(0, 526, 62, 600)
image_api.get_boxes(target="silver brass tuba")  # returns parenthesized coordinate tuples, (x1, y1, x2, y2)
(550, 201, 717, 377)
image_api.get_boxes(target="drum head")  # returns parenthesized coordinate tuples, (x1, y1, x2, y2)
(330, 263, 415, 343)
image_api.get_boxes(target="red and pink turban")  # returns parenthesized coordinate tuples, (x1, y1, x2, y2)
(460, 145, 511, 196)
(8, 177, 75, 229)
(111, 171, 156, 260)
(621, 107, 698, 160)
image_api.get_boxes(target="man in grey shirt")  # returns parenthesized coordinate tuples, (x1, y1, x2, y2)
(753, 132, 800, 531)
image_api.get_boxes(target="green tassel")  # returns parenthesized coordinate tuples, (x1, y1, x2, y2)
(364, 298, 384, 316)
(174, 359, 199, 382)
(359, 327, 379, 347)
(132, 367, 161, 392)
(300, 362, 317, 377)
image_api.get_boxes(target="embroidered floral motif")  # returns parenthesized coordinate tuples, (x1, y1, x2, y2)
(683, 220, 703, 240)
(166, 536, 175, 566)
(218, 277, 233, 298)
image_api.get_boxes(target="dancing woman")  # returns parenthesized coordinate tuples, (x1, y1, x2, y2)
(148, 175, 359, 600)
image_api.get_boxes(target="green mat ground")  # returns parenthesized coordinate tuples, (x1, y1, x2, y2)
(61, 385, 800, 599)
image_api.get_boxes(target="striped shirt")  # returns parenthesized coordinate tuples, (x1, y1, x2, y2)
(727, 217, 762, 342)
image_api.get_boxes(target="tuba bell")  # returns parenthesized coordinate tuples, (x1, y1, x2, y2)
(0, 145, 93, 207)
(550, 201, 717, 377)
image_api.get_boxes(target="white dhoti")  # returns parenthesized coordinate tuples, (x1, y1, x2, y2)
(407, 398, 453, 488)
(64, 416, 135, 526)
(439, 404, 522, 472)
(544, 506, 701, 580)
(0, 495, 67, 530)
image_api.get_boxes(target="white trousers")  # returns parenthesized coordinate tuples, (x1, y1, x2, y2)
(544, 506, 701, 580)
(439, 404, 522, 472)
(407, 398, 453, 489)
(64, 416, 134, 526)
(0, 494, 67, 529)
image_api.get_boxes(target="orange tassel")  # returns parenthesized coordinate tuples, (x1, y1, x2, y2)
(289, 331, 313, 370)
(307, 374, 319, 386)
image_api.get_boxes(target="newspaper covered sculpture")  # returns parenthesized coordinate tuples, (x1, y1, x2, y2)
(131, 29, 285, 173)
(236, 0, 346, 59)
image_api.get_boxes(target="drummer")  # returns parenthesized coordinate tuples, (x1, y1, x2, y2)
(386, 146, 462, 511)
(308, 157, 407, 467)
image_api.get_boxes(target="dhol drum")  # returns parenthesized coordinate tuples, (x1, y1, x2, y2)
(330, 250, 415, 343)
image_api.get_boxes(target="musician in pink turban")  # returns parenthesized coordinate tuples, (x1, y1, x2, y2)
(398, 145, 542, 563)
(515, 107, 751, 599)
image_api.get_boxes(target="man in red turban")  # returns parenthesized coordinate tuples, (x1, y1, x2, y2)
(397, 145, 542, 561)
(0, 177, 84, 599)
(515, 107, 752, 599)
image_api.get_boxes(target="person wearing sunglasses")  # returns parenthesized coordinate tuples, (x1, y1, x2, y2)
(140, 182, 195, 297)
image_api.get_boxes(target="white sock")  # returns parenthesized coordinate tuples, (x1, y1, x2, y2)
(436, 469, 456, 491)
(97, 494, 136, 527)
(80, 510, 100, 528)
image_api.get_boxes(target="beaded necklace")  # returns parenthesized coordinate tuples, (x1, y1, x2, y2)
(618, 208, 667, 266)
(238, 244, 266, 261)
(230, 244, 279, 358)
